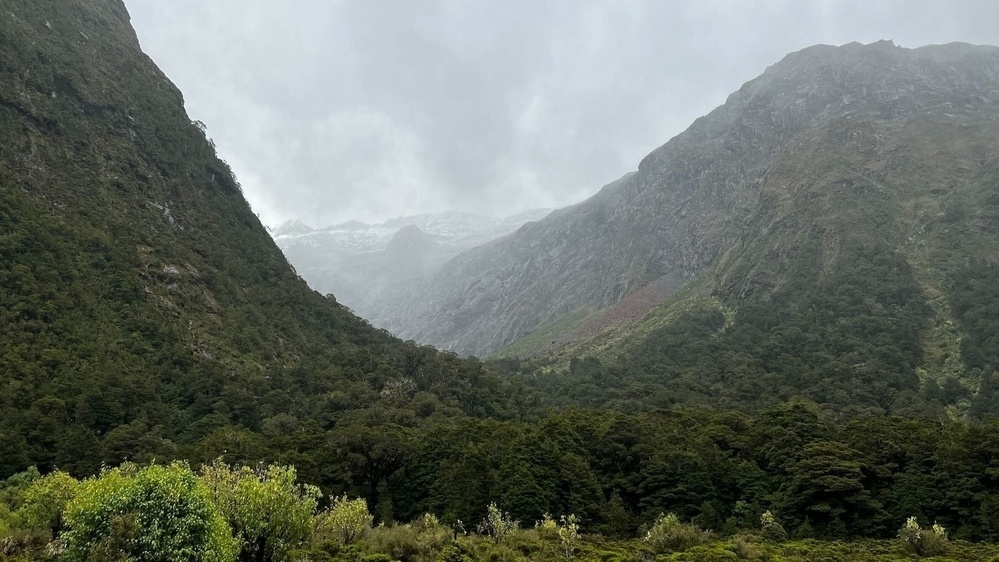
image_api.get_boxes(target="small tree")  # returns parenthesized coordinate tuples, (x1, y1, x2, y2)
(898, 516, 921, 550)
(477, 502, 518, 543)
(315, 495, 373, 546)
(556, 514, 580, 561)
(759, 510, 788, 542)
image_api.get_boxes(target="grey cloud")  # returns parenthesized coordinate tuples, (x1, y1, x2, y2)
(124, 0, 999, 227)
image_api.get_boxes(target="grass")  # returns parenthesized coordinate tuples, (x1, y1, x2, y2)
(524, 271, 723, 371)
(314, 531, 999, 562)
(492, 307, 594, 359)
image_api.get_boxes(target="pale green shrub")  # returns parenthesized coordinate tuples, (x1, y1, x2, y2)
(643, 512, 710, 553)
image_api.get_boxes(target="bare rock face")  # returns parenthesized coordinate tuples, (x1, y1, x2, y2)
(391, 41, 999, 357)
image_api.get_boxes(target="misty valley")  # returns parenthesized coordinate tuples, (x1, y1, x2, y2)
(4, 1, 999, 561)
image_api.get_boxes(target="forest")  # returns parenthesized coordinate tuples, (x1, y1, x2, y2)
(5, 405, 999, 560)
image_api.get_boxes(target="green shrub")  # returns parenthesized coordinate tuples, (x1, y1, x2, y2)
(200, 459, 320, 561)
(478, 503, 518, 544)
(14, 470, 78, 537)
(643, 513, 710, 553)
(897, 516, 949, 557)
(61, 462, 237, 562)
(759, 511, 788, 542)
(731, 536, 760, 559)
(469, 537, 524, 562)
(537, 513, 559, 541)
(536, 513, 580, 559)
(362, 517, 454, 562)
(0, 528, 51, 558)
(315, 495, 374, 547)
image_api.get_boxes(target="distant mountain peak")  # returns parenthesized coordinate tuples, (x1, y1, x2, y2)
(385, 224, 435, 255)
(325, 220, 371, 231)
(272, 219, 314, 237)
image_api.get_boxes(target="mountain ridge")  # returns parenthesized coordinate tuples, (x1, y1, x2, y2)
(0, 0, 514, 479)
(389, 40, 999, 358)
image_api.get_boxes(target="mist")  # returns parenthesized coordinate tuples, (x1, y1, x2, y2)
(124, 0, 999, 228)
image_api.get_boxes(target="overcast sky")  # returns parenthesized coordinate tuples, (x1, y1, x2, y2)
(124, 1, 999, 228)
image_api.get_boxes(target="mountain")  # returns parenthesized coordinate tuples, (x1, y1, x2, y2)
(271, 209, 551, 326)
(385, 40, 999, 419)
(0, 0, 517, 480)
(392, 41, 999, 369)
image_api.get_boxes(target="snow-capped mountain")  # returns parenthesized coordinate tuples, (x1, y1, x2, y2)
(273, 210, 553, 258)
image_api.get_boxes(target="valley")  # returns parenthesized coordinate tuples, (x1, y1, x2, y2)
(2, 1, 999, 560)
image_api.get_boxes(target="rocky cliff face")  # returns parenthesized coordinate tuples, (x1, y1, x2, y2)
(393, 41, 999, 356)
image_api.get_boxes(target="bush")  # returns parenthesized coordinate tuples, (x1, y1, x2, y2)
(61, 462, 237, 562)
(759, 511, 787, 542)
(0, 528, 51, 558)
(201, 459, 320, 561)
(643, 513, 710, 553)
(477, 503, 518, 544)
(898, 516, 949, 557)
(731, 536, 760, 559)
(535, 513, 580, 560)
(14, 470, 78, 537)
(362, 516, 454, 562)
(315, 495, 373, 547)
(537, 513, 559, 541)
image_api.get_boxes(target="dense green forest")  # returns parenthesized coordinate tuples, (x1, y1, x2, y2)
(6, 407, 999, 560)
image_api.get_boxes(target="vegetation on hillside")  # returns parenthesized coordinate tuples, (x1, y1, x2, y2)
(499, 240, 948, 418)
(0, 0, 525, 484)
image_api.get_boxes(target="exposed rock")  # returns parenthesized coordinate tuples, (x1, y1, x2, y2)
(391, 41, 999, 357)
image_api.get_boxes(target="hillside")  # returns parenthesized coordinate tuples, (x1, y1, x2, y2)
(0, 0, 519, 483)
(379, 41, 999, 417)
(480, 42, 999, 419)
(395, 41, 999, 364)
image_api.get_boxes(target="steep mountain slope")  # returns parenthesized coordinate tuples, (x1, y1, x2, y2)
(396, 41, 999, 361)
(0, 0, 515, 480)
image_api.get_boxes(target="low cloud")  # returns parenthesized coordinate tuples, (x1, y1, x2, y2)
(125, 0, 999, 227)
